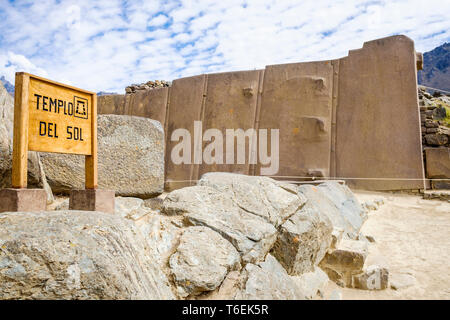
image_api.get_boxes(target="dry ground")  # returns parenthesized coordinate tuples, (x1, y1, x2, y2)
(323, 191, 450, 300)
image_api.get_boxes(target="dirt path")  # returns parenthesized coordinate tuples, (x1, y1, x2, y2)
(324, 191, 450, 300)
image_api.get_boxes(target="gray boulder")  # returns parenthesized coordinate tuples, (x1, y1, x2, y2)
(198, 172, 306, 227)
(169, 226, 241, 297)
(41, 115, 164, 198)
(0, 83, 53, 203)
(0, 210, 175, 299)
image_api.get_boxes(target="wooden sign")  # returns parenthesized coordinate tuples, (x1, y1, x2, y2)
(12, 72, 97, 189)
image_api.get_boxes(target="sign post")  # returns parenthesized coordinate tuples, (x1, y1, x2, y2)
(0, 72, 114, 213)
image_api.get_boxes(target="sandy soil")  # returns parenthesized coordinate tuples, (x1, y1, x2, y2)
(323, 191, 450, 300)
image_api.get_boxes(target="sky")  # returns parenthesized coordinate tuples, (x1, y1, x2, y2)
(0, 0, 449, 93)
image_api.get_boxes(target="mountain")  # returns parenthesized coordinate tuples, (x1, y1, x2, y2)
(418, 42, 450, 92)
(97, 91, 118, 96)
(0, 76, 14, 96)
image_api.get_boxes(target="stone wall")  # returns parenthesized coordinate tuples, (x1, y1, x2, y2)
(98, 35, 426, 192)
(418, 87, 450, 188)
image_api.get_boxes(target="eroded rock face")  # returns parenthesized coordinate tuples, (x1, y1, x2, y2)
(236, 254, 306, 300)
(271, 206, 332, 275)
(291, 267, 329, 299)
(198, 172, 306, 227)
(162, 185, 278, 263)
(169, 226, 241, 297)
(0, 210, 174, 299)
(41, 115, 164, 198)
(320, 239, 369, 287)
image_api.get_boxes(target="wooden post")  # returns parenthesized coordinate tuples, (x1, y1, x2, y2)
(12, 72, 30, 188)
(85, 93, 98, 189)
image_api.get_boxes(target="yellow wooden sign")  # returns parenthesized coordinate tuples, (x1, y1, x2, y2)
(12, 72, 97, 189)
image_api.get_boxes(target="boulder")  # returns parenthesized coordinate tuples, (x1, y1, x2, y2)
(162, 185, 278, 263)
(235, 254, 306, 300)
(169, 226, 241, 297)
(198, 172, 306, 227)
(0, 210, 174, 299)
(319, 239, 368, 287)
(298, 182, 366, 240)
(41, 115, 164, 198)
(114, 196, 183, 266)
(390, 272, 416, 290)
(291, 267, 329, 299)
(353, 265, 389, 290)
(316, 182, 367, 231)
(271, 206, 332, 275)
(425, 147, 450, 179)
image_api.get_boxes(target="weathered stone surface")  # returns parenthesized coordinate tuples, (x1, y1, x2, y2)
(299, 184, 359, 239)
(169, 226, 241, 297)
(321, 239, 368, 271)
(271, 206, 332, 275)
(41, 115, 164, 198)
(135, 213, 183, 266)
(353, 265, 389, 290)
(69, 189, 115, 214)
(115, 196, 147, 220)
(0, 210, 174, 299)
(113, 196, 183, 266)
(236, 254, 306, 300)
(198, 172, 306, 227)
(320, 239, 368, 287)
(316, 182, 367, 231)
(425, 147, 450, 179)
(0, 188, 47, 213)
(425, 133, 449, 146)
(327, 289, 342, 300)
(162, 185, 278, 263)
(291, 267, 329, 299)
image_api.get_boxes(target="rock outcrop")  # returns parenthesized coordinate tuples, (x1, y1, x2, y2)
(169, 226, 241, 297)
(41, 115, 164, 198)
(163, 185, 279, 263)
(1, 172, 387, 299)
(0, 210, 175, 299)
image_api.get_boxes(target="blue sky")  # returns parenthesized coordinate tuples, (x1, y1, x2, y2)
(0, 0, 449, 93)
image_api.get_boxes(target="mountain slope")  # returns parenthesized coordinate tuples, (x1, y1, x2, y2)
(418, 42, 450, 92)
(0, 76, 14, 96)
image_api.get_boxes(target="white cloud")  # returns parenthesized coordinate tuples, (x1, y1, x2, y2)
(0, 0, 448, 93)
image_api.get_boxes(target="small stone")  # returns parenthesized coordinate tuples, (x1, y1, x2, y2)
(390, 273, 416, 290)
(169, 226, 241, 297)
